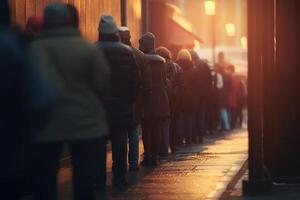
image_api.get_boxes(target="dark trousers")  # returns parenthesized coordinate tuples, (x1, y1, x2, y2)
(183, 112, 195, 146)
(110, 126, 128, 182)
(142, 119, 162, 160)
(236, 106, 244, 128)
(33, 139, 104, 200)
(170, 116, 178, 152)
(230, 107, 237, 129)
(193, 100, 207, 143)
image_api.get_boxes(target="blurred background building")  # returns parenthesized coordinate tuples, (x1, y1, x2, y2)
(9, 0, 247, 74)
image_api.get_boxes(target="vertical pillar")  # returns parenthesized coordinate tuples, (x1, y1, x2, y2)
(142, 0, 149, 33)
(121, 0, 127, 26)
(243, 0, 273, 195)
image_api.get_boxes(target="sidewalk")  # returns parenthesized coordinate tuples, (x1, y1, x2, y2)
(57, 130, 248, 200)
(227, 171, 300, 200)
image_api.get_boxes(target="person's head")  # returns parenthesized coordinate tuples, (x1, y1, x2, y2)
(176, 49, 192, 61)
(98, 14, 119, 42)
(188, 49, 200, 62)
(43, 3, 70, 30)
(139, 32, 156, 54)
(25, 16, 43, 35)
(156, 46, 172, 60)
(227, 64, 235, 74)
(0, 0, 10, 28)
(65, 4, 79, 29)
(119, 26, 131, 46)
(218, 52, 225, 63)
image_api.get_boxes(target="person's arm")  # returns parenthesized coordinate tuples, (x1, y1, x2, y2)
(91, 47, 110, 98)
(216, 73, 223, 89)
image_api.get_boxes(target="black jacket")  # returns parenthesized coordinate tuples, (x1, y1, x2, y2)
(195, 59, 212, 102)
(96, 41, 140, 127)
(177, 59, 199, 113)
(139, 33, 170, 119)
(144, 54, 170, 119)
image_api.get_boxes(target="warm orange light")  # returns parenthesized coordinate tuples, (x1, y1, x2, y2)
(133, 0, 142, 19)
(226, 23, 236, 37)
(204, 1, 216, 16)
(194, 40, 201, 50)
(241, 36, 247, 48)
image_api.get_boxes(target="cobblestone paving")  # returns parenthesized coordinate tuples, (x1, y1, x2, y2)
(58, 131, 248, 200)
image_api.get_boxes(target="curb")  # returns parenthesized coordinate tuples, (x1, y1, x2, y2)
(220, 159, 248, 200)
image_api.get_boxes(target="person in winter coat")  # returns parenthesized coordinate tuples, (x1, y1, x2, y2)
(176, 49, 198, 146)
(0, 1, 54, 199)
(139, 32, 170, 165)
(236, 75, 247, 128)
(227, 65, 239, 129)
(156, 46, 184, 153)
(119, 26, 152, 171)
(29, 4, 110, 200)
(96, 15, 140, 190)
(189, 49, 212, 143)
(215, 52, 231, 131)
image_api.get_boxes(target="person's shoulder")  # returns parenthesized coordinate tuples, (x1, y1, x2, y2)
(144, 53, 166, 63)
(98, 41, 133, 54)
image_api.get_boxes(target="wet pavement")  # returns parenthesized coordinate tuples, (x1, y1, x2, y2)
(57, 130, 248, 200)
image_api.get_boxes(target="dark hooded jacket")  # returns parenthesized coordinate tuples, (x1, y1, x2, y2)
(120, 36, 152, 124)
(177, 59, 199, 112)
(189, 50, 212, 105)
(96, 36, 140, 127)
(139, 33, 170, 119)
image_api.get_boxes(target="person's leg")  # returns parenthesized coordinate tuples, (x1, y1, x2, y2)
(70, 139, 104, 200)
(199, 100, 207, 143)
(110, 126, 128, 186)
(160, 119, 170, 157)
(94, 137, 107, 188)
(192, 111, 199, 143)
(220, 108, 230, 131)
(175, 114, 184, 147)
(128, 125, 139, 170)
(141, 120, 152, 165)
(33, 142, 62, 200)
(169, 116, 177, 152)
(184, 112, 194, 146)
(151, 119, 162, 165)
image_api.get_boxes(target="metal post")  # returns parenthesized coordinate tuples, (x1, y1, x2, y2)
(121, 0, 127, 26)
(142, 0, 149, 33)
(212, 15, 216, 65)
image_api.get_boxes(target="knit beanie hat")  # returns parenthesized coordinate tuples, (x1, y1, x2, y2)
(25, 16, 43, 34)
(119, 26, 132, 45)
(139, 32, 156, 52)
(98, 15, 118, 34)
(177, 49, 192, 61)
(43, 3, 69, 30)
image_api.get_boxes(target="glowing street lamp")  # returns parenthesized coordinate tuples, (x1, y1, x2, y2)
(241, 36, 247, 48)
(226, 23, 236, 37)
(204, 0, 216, 65)
(204, 1, 216, 16)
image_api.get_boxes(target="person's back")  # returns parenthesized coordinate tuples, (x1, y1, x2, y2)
(96, 35, 140, 127)
(29, 4, 110, 200)
(139, 32, 169, 165)
(30, 26, 109, 141)
(139, 34, 169, 119)
(144, 52, 169, 118)
(177, 58, 198, 113)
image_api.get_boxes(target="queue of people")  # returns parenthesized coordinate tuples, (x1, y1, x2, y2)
(0, 2, 247, 200)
